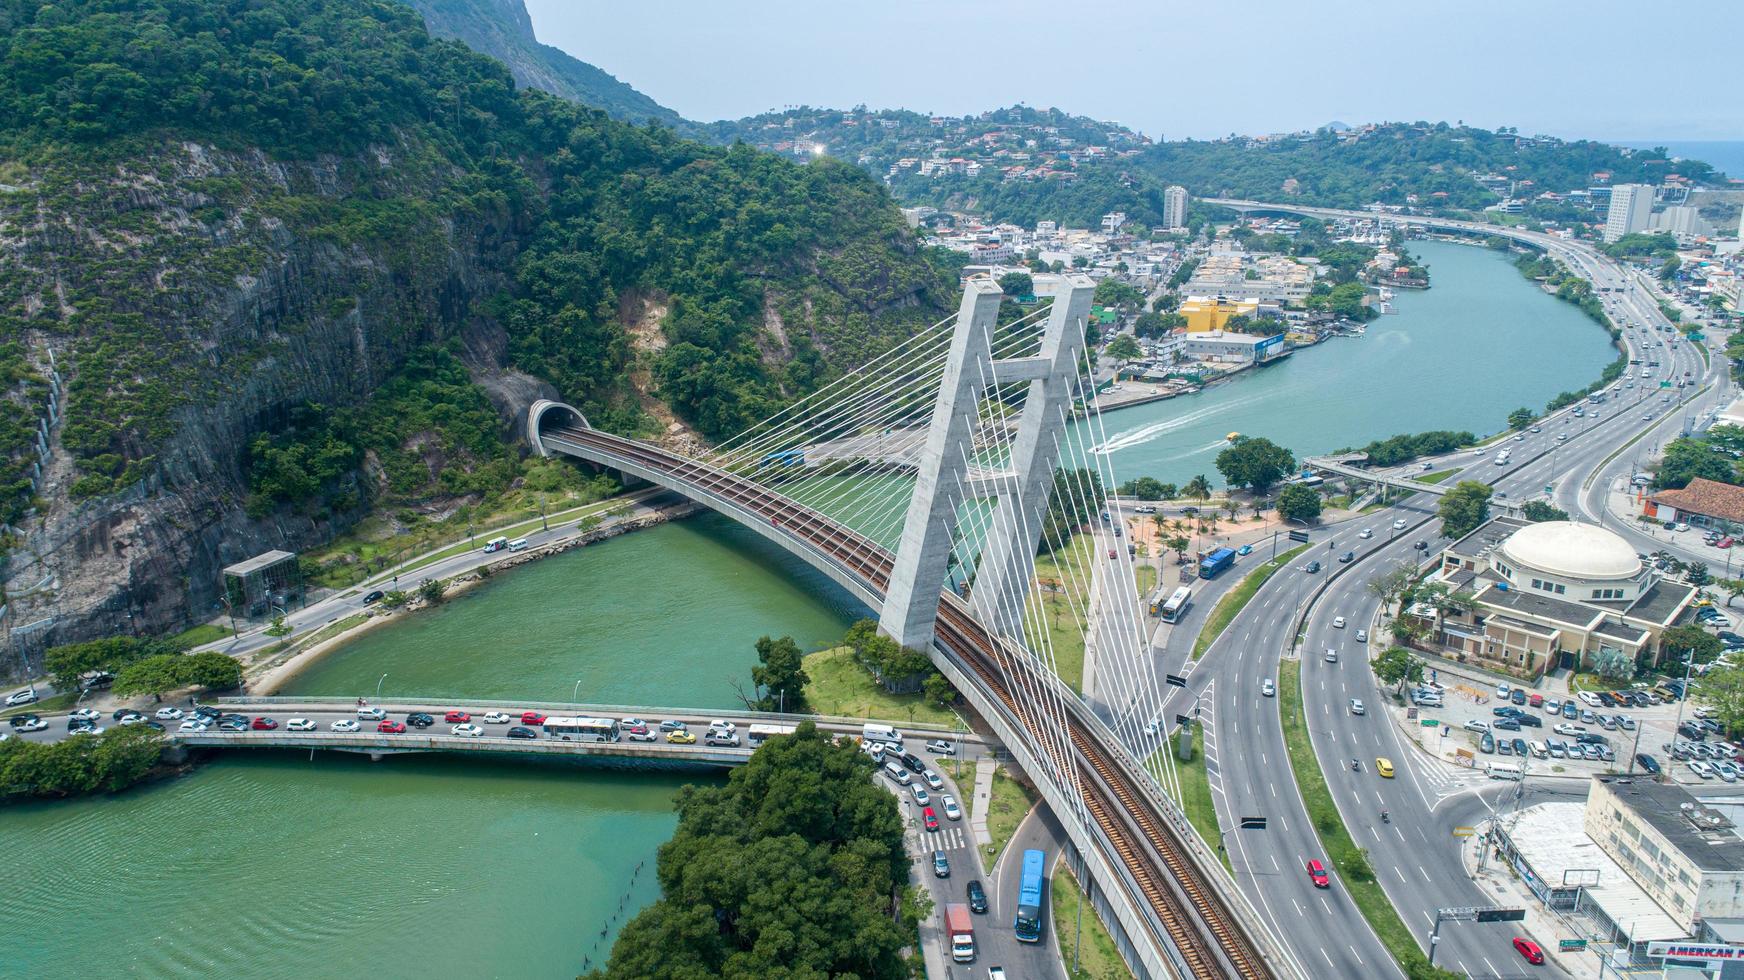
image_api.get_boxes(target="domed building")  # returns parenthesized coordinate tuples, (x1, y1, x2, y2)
(1424, 517, 1697, 677)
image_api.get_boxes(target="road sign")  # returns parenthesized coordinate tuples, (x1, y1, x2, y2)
(1166, 673, 1187, 688)
(1239, 816, 1267, 830)
(1560, 939, 1588, 952)
(1437, 908, 1478, 922)
(1452, 826, 1476, 837)
(1421, 718, 1440, 727)
(1544, 485, 1554, 495)
(1476, 908, 1526, 923)
(1175, 714, 1192, 728)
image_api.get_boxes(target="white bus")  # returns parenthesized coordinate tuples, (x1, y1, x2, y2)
(1154, 586, 1193, 623)
(1485, 762, 1524, 781)
(542, 717, 620, 742)
(483, 536, 509, 553)
(748, 723, 797, 747)
(862, 723, 903, 746)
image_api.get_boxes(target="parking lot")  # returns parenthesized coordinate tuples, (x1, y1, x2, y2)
(1381, 673, 1739, 784)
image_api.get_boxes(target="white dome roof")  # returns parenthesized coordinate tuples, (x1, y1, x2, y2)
(1500, 521, 1639, 581)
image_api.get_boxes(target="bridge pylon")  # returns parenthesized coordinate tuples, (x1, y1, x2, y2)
(878, 275, 1094, 650)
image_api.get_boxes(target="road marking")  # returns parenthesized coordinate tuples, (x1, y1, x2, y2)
(1482, 955, 1500, 977)
(1418, 865, 1432, 883)
(1292, 898, 1305, 918)
(1269, 782, 1276, 798)
(1347, 945, 1364, 966)
(1319, 947, 1335, 969)
(1393, 866, 1407, 884)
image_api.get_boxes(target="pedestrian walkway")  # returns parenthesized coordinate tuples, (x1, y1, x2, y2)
(969, 756, 995, 847)
(1460, 820, 1609, 980)
(1400, 745, 1485, 799)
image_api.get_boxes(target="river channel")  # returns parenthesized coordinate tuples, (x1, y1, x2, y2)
(0, 239, 1618, 977)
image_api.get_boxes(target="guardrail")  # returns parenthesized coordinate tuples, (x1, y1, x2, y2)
(209, 696, 971, 736)
(176, 730, 755, 764)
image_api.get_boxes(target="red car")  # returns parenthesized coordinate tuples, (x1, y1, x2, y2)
(1512, 937, 1543, 965)
(1528, 694, 1544, 708)
(1306, 859, 1330, 888)
(444, 710, 470, 723)
(377, 719, 407, 734)
(521, 711, 547, 726)
(922, 807, 940, 832)
(251, 717, 278, 730)
(1721, 537, 1735, 550)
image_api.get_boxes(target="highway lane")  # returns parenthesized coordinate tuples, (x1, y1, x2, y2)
(1119, 220, 1720, 977)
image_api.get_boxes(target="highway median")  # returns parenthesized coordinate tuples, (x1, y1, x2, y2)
(1192, 544, 1309, 659)
(1278, 660, 1460, 980)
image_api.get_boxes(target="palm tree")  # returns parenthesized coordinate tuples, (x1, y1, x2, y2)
(1184, 474, 1212, 501)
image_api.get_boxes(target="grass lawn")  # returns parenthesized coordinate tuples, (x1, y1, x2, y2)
(1051, 859, 1135, 980)
(1150, 727, 1228, 872)
(1, 691, 76, 718)
(1571, 672, 1628, 692)
(1278, 660, 1446, 978)
(1412, 469, 1458, 485)
(1191, 544, 1309, 659)
(168, 623, 233, 649)
(300, 486, 621, 590)
(1031, 534, 1095, 692)
(981, 765, 1038, 866)
(801, 647, 958, 727)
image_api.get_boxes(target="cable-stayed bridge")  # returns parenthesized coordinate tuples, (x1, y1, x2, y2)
(531, 275, 1304, 980)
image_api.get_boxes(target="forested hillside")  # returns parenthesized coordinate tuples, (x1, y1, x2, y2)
(0, 0, 956, 645)
(403, 0, 688, 130)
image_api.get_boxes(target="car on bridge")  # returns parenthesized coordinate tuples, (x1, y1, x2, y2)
(521, 712, 547, 726)
(406, 712, 434, 728)
(287, 718, 315, 731)
(625, 727, 656, 742)
(666, 730, 696, 745)
(452, 723, 484, 737)
(179, 719, 210, 733)
(377, 720, 407, 734)
(331, 720, 359, 732)
(507, 726, 538, 740)
(357, 707, 385, 720)
(482, 712, 512, 725)
(444, 710, 471, 723)
(251, 717, 278, 730)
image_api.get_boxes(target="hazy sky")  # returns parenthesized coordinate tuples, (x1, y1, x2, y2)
(523, 0, 1741, 141)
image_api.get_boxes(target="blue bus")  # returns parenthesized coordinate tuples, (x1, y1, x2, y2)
(759, 448, 806, 468)
(1014, 848, 1045, 942)
(1198, 546, 1236, 580)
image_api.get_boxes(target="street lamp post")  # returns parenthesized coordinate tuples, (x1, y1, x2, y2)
(573, 678, 584, 704)
(376, 673, 388, 700)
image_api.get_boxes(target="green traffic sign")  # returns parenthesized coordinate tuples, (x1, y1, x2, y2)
(1559, 939, 1588, 951)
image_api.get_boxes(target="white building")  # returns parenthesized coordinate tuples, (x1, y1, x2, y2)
(1653, 206, 1711, 244)
(1101, 212, 1128, 234)
(1163, 185, 1189, 230)
(1605, 183, 1655, 242)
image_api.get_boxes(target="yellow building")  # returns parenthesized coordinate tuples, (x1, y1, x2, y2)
(1179, 295, 1260, 333)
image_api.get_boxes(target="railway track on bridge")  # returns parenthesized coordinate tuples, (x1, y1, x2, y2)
(546, 426, 1276, 980)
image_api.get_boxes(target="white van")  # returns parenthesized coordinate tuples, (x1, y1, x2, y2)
(1486, 763, 1524, 781)
(883, 761, 912, 785)
(863, 723, 903, 745)
(507, 538, 529, 552)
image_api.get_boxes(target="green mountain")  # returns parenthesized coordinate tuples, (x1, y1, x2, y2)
(0, 0, 956, 645)
(403, 0, 687, 130)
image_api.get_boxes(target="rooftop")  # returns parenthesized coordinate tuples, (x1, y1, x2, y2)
(1500, 520, 1641, 581)
(221, 550, 298, 578)
(1596, 776, 1744, 873)
(1501, 802, 1688, 943)
(1474, 583, 1601, 630)
(1650, 478, 1744, 525)
(1624, 579, 1698, 627)
(1445, 516, 1528, 562)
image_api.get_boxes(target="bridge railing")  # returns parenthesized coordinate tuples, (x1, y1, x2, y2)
(177, 730, 754, 760)
(211, 696, 971, 736)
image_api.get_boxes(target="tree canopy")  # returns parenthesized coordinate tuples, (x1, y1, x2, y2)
(1215, 436, 1296, 493)
(1276, 483, 1321, 523)
(585, 722, 917, 979)
(1437, 481, 1492, 539)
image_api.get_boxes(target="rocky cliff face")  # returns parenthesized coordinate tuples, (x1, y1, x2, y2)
(0, 138, 532, 660)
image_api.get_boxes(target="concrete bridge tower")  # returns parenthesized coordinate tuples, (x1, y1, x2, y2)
(878, 275, 1094, 650)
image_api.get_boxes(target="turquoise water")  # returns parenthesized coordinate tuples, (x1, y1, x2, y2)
(1081, 239, 1618, 487)
(0, 236, 1620, 978)
(282, 513, 865, 705)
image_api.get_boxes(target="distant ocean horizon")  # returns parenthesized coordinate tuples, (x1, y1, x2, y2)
(1617, 140, 1744, 180)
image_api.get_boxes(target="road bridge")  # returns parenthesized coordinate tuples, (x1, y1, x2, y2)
(531, 274, 1301, 980)
(1303, 454, 1525, 515)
